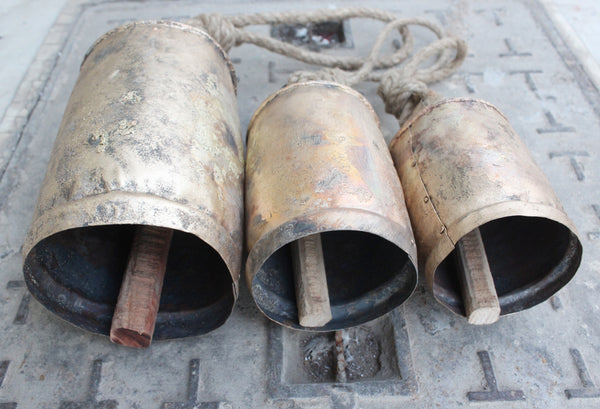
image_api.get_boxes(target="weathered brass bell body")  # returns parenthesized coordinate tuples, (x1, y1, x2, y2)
(245, 81, 417, 331)
(389, 98, 582, 316)
(22, 21, 244, 339)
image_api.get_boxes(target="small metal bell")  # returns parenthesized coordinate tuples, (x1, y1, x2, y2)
(389, 97, 582, 321)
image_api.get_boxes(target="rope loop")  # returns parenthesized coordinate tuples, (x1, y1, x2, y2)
(194, 13, 240, 51)
(189, 8, 468, 123)
(287, 68, 350, 85)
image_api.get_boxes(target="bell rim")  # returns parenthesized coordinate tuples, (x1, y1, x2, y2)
(245, 206, 418, 331)
(425, 200, 582, 317)
(23, 190, 242, 286)
(23, 191, 241, 339)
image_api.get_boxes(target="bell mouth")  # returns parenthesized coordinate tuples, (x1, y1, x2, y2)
(433, 216, 582, 316)
(251, 229, 417, 331)
(23, 224, 235, 339)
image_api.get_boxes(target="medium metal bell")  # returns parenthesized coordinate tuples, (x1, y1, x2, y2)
(22, 21, 244, 340)
(245, 81, 417, 331)
(389, 97, 582, 320)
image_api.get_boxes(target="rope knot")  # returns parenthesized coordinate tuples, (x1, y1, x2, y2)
(193, 14, 239, 51)
(377, 69, 428, 121)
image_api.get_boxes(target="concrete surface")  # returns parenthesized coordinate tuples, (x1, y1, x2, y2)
(0, 0, 69, 119)
(1, 0, 600, 408)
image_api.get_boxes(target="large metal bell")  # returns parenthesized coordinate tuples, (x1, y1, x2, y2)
(22, 21, 244, 339)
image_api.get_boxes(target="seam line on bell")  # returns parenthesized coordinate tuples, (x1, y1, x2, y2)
(407, 124, 455, 246)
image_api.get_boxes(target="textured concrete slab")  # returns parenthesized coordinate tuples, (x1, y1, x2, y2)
(0, 0, 599, 408)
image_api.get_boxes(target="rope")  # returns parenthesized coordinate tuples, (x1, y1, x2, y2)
(377, 36, 467, 122)
(188, 8, 467, 122)
(192, 9, 415, 68)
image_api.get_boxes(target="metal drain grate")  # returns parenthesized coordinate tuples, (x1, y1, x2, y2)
(267, 309, 416, 401)
(270, 20, 353, 50)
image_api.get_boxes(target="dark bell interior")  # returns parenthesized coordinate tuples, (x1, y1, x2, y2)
(434, 216, 581, 315)
(23, 225, 234, 339)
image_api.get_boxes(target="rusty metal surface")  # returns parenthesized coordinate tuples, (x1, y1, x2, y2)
(22, 20, 244, 339)
(389, 98, 582, 317)
(245, 81, 417, 331)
